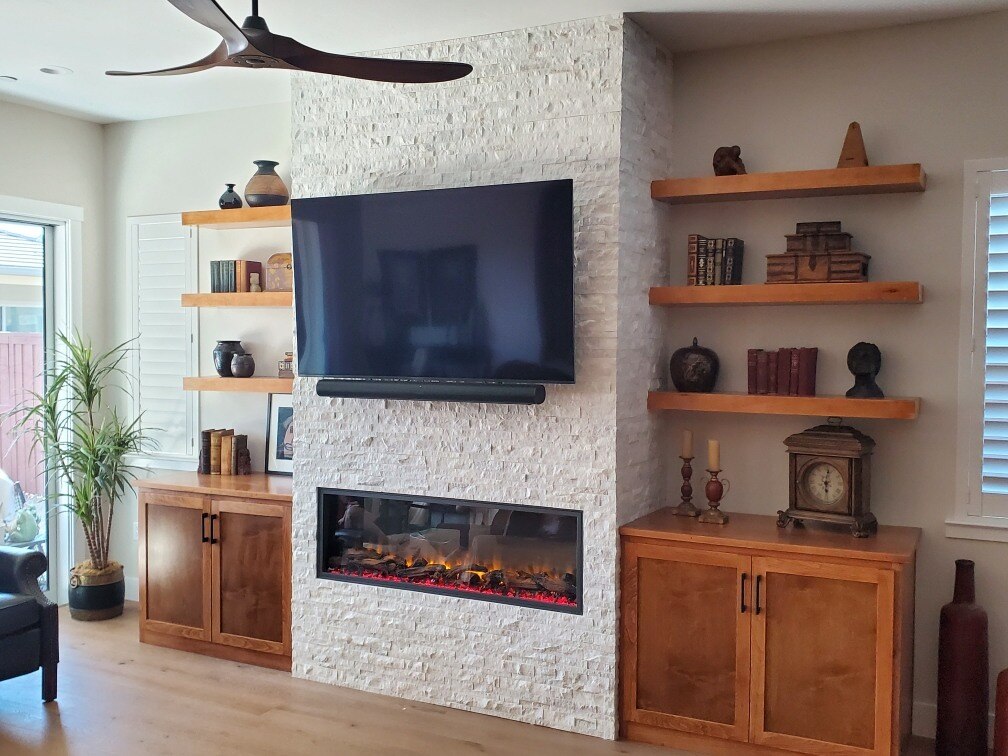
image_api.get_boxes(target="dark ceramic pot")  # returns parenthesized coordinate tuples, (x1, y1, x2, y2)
(218, 183, 243, 210)
(244, 160, 289, 207)
(213, 340, 245, 378)
(231, 353, 255, 378)
(670, 337, 719, 393)
(936, 559, 988, 755)
(68, 564, 124, 621)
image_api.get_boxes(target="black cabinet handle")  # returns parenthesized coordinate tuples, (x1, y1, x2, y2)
(755, 574, 763, 615)
(201, 512, 209, 543)
(740, 573, 747, 613)
(210, 514, 219, 544)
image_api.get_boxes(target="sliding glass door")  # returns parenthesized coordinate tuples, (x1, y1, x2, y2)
(0, 219, 53, 590)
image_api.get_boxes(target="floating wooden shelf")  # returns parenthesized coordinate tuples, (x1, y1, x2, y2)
(183, 377, 294, 393)
(651, 164, 926, 204)
(647, 391, 919, 420)
(181, 292, 293, 308)
(649, 281, 923, 307)
(181, 206, 292, 229)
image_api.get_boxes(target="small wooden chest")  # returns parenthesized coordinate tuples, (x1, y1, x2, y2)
(766, 251, 871, 283)
(785, 231, 853, 254)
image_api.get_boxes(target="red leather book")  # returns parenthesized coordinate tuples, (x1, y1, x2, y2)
(789, 348, 801, 396)
(747, 349, 759, 395)
(797, 347, 819, 397)
(756, 350, 770, 395)
(776, 349, 792, 396)
(768, 350, 778, 395)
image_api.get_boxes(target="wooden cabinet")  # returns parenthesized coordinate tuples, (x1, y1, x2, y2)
(137, 473, 293, 671)
(620, 510, 918, 756)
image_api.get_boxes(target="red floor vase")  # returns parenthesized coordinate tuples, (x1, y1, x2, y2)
(995, 669, 1008, 755)
(936, 559, 989, 755)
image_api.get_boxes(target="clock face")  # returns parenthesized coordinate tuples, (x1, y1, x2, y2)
(802, 462, 846, 506)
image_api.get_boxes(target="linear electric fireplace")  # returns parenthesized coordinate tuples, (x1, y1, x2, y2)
(317, 488, 583, 613)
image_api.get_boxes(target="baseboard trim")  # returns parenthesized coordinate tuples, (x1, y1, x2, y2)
(912, 700, 995, 745)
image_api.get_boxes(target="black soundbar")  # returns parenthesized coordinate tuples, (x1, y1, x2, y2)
(315, 379, 546, 405)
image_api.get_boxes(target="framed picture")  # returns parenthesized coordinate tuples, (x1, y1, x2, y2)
(265, 393, 294, 475)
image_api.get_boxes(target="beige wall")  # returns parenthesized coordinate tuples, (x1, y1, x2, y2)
(103, 102, 292, 593)
(668, 10, 1008, 735)
(0, 99, 105, 336)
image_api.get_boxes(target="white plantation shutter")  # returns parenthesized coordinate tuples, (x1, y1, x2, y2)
(130, 215, 198, 464)
(983, 195, 1008, 507)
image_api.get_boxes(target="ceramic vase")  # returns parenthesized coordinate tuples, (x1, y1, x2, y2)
(218, 183, 243, 210)
(244, 160, 289, 207)
(669, 337, 719, 393)
(212, 340, 245, 378)
(936, 559, 989, 755)
(231, 353, 255, 378)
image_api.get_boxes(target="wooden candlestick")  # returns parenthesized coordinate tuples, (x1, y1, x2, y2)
(698, 469, 730, 525)
(671, 456, 700, 517)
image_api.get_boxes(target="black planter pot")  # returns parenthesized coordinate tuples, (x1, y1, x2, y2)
(68, 564, 125, 621)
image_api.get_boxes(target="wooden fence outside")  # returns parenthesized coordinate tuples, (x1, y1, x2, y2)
(0, 332, 44, 495)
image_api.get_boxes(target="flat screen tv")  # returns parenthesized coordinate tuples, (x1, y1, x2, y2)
(292, 179, 574, 384)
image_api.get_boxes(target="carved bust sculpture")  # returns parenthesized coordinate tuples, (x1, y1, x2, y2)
(713, 145, 747, 176)
(845, 342, 885, 399)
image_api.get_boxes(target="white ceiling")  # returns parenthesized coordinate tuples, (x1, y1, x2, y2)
(0, 0, 1005, 123)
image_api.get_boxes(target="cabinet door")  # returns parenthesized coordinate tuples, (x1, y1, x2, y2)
(621, 541, 751, 742)
(750, 557, 895, 755)
(139, 491, 211, 640)
(210, 498, 291, 656)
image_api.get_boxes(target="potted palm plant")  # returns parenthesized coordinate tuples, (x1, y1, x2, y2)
(12, 333, 148, 620)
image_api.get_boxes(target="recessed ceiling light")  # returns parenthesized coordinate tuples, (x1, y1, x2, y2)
(0, 76, 16, 82)
(40, 66, 73, 75)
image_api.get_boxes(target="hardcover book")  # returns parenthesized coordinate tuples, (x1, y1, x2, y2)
(776, 348, 792, 396)
(797, 347, 819, 397)
(747, 349, 760, 394)
(687, 234, 706, 286)
(696, 239, 709, 286)
(756, 350, 770, 395)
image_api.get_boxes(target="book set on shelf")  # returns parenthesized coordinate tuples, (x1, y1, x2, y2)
(747, 347, 817, 396)
(210, 259, 263, 293)
(200, 429, 252, 475)
(687, 235, 744, 286)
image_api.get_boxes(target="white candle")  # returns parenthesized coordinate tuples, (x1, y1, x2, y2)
(708, 439, 720, 471)
(682, 430, 693, 459)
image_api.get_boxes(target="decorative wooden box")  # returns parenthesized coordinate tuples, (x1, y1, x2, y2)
(785, 231, 853, 254)
(766, 251, 871, 283)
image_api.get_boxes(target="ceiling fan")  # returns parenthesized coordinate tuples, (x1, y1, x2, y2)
(106, 0, 472, 83)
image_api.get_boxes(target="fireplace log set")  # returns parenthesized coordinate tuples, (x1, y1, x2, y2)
(328, 547, 578, 606)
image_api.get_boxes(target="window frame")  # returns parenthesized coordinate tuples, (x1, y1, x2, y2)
(127, 214, 200, 470)
(949, 158, 1008, 541)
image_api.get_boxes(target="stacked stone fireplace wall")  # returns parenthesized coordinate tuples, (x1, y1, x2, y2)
(290, 16, 673, 738)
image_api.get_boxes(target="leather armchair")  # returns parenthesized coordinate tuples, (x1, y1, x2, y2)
(0, 545, 57, 701)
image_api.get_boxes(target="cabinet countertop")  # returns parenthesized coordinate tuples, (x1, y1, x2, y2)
(135, 472, 293, 503)
(620, 509, 920, 565)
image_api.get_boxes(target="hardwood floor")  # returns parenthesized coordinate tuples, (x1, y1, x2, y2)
(0, 604, 936, 755)
(0, 604, 665, 756)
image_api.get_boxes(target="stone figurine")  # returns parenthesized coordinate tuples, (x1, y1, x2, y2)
(845, 341, 885, 398)
(713, 145, 747, 176)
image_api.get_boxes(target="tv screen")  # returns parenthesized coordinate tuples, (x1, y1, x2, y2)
(292, 179, 574, 384)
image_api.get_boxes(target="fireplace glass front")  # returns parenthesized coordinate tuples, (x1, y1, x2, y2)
(317, 489, 582, 613)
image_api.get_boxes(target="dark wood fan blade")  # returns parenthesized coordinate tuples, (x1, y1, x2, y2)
(274, 37, 471, 84)
(106, 41, 228, 76)
(167, 0, 249, 52)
